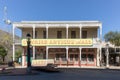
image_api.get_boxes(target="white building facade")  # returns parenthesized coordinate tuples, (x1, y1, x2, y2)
(12, 21, 102, 67)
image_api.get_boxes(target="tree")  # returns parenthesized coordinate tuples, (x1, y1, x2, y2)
(104, 31, 120, 46)
(0, 33, 12, 51)
(0, 31, 13, 62)
(0, 45, 7, 62)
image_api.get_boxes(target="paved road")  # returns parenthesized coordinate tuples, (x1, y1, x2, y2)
(0, 69, 120, 80)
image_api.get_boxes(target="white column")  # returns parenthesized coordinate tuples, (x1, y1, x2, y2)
(12, 26, 15, 61)
(99, 47, 102, 66)
(106, 47, 109, 67)
(66, 24, 69, 64)
(100, 24, 102, 41)
(46, 24, 49, 59)
(79, 47, 81, 66)
(22, 48, 25, 67)
(66, 24, 69, 38)
(13, 44, 15, 61)
(66, 47, 68, 60)
(97, 48, 100, 66)
(22, 56, 25, 67)
(79, 25, 82, 38)
(46, 47, 48, 59)
(33, 25, 35, 59)
(33, 47, 35, 59)
(33, 25, 35, 39)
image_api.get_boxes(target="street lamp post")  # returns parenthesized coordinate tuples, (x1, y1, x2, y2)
(106, 43, 109, 68)
(26, 33, 32, 73)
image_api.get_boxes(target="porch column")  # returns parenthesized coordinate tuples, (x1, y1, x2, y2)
(99, 47, 102, 66)
(66, 47, 68, 64)
(100, 24, 102, 41)
(66, 25, 69, 66)
(79, 47, 82, 66)
(46, 24, 49, 59)
(46, 47, 48, 59)
(97, 48, 100, 66)
(12, 25, 15, 61)
(66, 24, 69, 38)
(106, 46, 109, 67)
(79, 25, 82, 38)
(33, 25, 35, 59)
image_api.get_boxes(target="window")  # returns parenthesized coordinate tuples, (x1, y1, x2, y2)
(56, 54, 59, 60)
(88, 54, 94, 62)
(75, 54, 78, 61)
(82, 31, 87, 38)
(57, 31, 62, 38)
(81, 54, 87, 61)
(55, 54, 66, 61)
(71, 31, 76, 38)
(70, 54, 74, 61)
(43, 30, 46, 39)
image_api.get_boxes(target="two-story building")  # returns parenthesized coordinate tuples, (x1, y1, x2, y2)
(12, 21, 102, 67)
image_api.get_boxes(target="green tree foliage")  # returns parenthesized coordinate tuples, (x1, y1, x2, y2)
(104, 31, 120, 46)
(0, 32, 13, 62)
(0, 33, 12, 50)
(0, 45, 7, 62)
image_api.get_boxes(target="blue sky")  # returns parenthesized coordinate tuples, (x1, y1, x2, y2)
(0, 0, 120, 38)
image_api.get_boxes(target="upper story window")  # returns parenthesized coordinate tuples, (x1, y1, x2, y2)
(43, 30, 46, 39)
(57, 31, 62, 38)
(71, 31, 76, 38)
(82, 31, 87, 38)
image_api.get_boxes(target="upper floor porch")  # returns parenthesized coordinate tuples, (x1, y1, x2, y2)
(12, 21, 102, 45)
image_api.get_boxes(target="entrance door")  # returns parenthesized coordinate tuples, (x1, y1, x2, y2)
(69, 54, 79, 65)
(81, 54, 87, 64)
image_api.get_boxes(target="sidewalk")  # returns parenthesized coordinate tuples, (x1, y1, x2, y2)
(109, 66, 120, 69)
(15, 65, 120, 70)
(56, 66, 120, 70)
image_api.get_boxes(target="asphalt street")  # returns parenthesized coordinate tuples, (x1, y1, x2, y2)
(0, 69, 120, 80)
